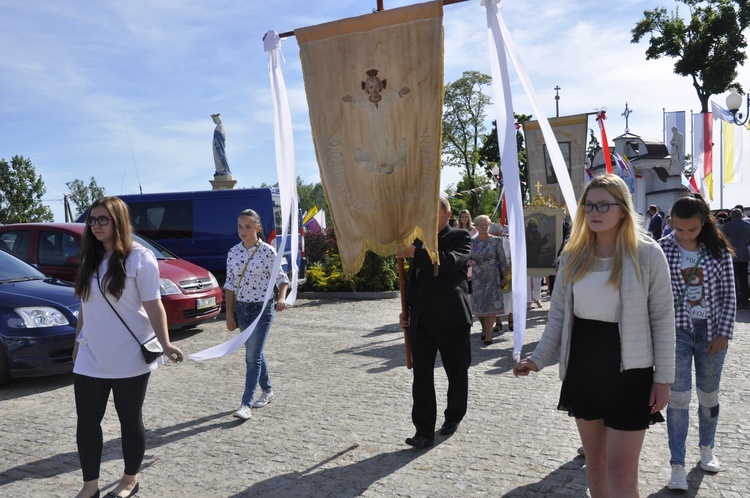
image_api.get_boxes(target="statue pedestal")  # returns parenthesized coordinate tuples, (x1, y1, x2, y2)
(210, 175, 237, 190)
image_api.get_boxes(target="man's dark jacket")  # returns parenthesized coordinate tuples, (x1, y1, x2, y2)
(405, 226, 472, 333)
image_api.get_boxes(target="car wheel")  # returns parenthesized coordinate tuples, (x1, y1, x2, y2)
(0, 348, 10, 385)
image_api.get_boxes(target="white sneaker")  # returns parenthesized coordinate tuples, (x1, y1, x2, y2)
(252, 390, 275, 408)
(700, 445, 721, 472)
(232, 405, 252, 420)
(668, 464, 688, 491)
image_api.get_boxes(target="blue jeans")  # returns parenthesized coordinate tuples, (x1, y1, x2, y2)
(667, 321, 727, 466)
(235, 300, 275, 407)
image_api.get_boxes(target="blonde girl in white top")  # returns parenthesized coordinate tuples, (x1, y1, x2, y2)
(514, 175, 674, 498)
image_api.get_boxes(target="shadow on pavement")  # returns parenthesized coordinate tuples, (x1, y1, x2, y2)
(334, 339, 410, 373)
(501, 457, 587, 497)
(0, 372, 74, 400)
(366, 322, 403, 337)
(477, 340, 540, 376)
(0, 410, 238, 486)
(232, 444, 428, 498)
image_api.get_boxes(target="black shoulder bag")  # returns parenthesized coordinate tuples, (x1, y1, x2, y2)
(97, 271, 163, 364)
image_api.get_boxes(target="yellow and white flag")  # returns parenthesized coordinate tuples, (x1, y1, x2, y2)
(712, 101, 750, 185)
(296, 1, 443, 276)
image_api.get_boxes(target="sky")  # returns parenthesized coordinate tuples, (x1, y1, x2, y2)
(2, 0, 749, 222)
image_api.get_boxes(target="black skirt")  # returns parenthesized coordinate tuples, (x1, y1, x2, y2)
(557, 316, 664, 431)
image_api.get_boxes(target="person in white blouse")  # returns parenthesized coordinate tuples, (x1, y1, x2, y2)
(224, 209, 289, 421)
(72, 197, 184, 498)
(514, 175, 675, 498)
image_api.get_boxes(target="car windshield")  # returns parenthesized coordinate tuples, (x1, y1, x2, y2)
(132, 233, 177, 261)
(0, 249, 47, 282)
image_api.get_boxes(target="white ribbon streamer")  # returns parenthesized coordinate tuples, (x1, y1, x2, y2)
(266, 29, 300, 305)
(483, 0, 578, 362)
(484, 0, 526, 363)
(188, 30, 299, 360)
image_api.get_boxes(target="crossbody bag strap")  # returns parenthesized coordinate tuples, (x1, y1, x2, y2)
(96, 270, 142, 346)
(236, 241, 262, 292)
(674, 248, 705, 311)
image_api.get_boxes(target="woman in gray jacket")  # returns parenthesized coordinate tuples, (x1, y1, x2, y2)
(514, 175, 675, 498)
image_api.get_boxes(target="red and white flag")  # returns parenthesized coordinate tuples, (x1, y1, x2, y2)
(692, 112, 713, 200)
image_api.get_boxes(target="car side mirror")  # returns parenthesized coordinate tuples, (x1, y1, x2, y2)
(65, 256, 81, 267)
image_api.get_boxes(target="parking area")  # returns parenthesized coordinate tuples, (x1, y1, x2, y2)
(1, 295, 749, 497)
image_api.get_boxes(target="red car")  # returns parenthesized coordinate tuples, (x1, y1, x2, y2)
(0, 223, 222, 330)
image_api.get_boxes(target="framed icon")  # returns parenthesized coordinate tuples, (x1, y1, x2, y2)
(523, 205, 565, 277)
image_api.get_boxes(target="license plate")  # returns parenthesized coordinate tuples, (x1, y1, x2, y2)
(196, 297, 216, 310)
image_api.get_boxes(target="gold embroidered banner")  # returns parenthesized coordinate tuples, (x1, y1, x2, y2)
(296, 1, 443, 276)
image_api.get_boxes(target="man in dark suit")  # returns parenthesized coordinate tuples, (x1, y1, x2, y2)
(647, 205, 663, 239)
(396, 197, 472, 448)
(722, 208, 750, 309)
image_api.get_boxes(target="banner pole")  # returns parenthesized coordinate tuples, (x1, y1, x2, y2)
(398, 257, 413, 369)
(277, 0, 471, 38)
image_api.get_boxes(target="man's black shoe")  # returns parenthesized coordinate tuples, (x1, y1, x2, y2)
(405, 435, 434, 448)
(439, 421, 459, 435)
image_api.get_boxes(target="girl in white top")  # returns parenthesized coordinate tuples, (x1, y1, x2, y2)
(514, 175, 675, 498)
(72, 197, 183, 498)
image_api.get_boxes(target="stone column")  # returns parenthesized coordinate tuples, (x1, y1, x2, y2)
(210, 174, 237, 190)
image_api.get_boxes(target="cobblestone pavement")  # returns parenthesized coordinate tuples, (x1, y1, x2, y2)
(1, 294, 749, 497)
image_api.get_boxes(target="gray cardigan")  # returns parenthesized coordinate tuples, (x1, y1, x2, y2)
(529, 236, 676, 384)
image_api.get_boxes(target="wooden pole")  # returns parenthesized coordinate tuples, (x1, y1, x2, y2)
(277, 0, 471, 38)
(398, 257, 413, 369)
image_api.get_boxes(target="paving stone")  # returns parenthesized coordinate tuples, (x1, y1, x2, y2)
(0, 295, 748, 496)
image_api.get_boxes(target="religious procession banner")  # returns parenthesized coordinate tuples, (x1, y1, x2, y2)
(296, 1, 443, 276)
(525, 113, 588, 209)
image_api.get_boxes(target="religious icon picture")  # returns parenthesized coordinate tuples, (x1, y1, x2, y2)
(341, 68, 411, 176)
(523, 205, 565, 277)
(544, 142, 572, 185)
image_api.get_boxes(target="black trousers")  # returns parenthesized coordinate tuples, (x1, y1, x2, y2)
(733, 261, 749, 308)
(408, 322, 471, 439)
(74, 372, 150, 481)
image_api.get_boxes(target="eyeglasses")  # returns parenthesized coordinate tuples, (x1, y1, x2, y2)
(87, 216, 112, 227)
(476, 224, 491, 228)
(582, 202, 620, 213)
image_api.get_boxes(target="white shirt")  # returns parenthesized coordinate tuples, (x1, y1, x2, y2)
(224, 241, 289, 303)
(74, 244, 162, 379)
(572, 257, 620, 323)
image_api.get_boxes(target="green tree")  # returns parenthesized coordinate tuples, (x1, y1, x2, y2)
(296, 176, 330, 225)
(631, 1, 750, 113)
(66, 177, 105, 218)
(446, 174, 499, 221)
(0, 155, 53, 224)
(478, 116, 532, 205)
(683, 152, 694, 178)
(442, 70, 492, 214)
(515, 115, 532, 204)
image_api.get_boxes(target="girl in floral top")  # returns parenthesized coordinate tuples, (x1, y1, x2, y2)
(224, 209, 289, 421)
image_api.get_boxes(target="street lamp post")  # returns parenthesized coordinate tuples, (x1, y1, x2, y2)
(726, 88, 750, 126)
